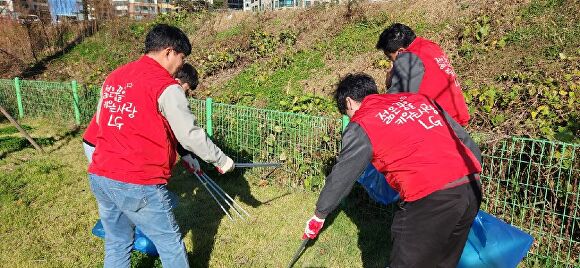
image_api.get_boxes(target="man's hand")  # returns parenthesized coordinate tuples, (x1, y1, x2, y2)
(182, 154, 201, 174)
(216, 156, 235, 174)
(302, 215, 325, 240)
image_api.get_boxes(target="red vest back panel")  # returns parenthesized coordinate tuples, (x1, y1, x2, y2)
(88, 56, 179, 184)
(404, 37, 470, 126)
(351, 93, 481, 201)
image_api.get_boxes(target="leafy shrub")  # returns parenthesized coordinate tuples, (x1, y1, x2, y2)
(464, 69, 579, 142)
(249, 30, 298, 58)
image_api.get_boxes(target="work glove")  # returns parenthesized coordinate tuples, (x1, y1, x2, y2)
(216, 156, 235, 174)
(302, 215, 325, 240)
(181, 154, 201, 174)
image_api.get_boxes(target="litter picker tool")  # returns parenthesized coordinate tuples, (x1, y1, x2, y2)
(188, 169, 251, 221)
(201, 172, 251, 218)
(235, 162, 282, 168)
(287, 238, 310, 268)
(201, 172, 244, 219)
(193, 172, 233, 220)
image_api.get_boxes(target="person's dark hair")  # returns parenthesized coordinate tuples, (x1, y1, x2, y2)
(334, 73, 378, 115)
(145, 24, 192, 56)
(375, 23, 416, 53)
(175, 63, 199, 89)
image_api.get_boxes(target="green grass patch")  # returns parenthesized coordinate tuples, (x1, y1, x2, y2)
(0, 123, 394, 267)
(0, 119, 74, 158)
(521, 0, 565, 18)
(505, 0, 579, 58)
(330, 22, 384, 60)
(0, 136, 56, 158)
(217, 49, 326, 110)
(215, 25, 243, 41)
(0, 124, 32, 135)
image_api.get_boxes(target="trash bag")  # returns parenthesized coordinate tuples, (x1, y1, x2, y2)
(91, 219, 159, 256)
(458, 210, 534, 268)
(356, 163, 400, 205)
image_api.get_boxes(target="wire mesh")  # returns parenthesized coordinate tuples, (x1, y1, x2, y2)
(481, 137, 579, 267)
(19, 80, 76, 123)
(77, 84, 100, 124)
(210, 101, 342, 189)
(0, 79, 18, 117)
(188, 99, 206, 128)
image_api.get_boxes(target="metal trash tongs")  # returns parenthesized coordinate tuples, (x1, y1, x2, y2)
(235, 162, 282, 168)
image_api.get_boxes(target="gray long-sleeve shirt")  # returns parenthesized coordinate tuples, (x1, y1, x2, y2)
(158, 85, 231, 168)
(388, 52, 425, 94)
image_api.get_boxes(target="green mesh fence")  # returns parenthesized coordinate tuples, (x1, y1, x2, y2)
(0, 79, 18, 117)
(19, 80, 76, 122)
(0, 78, 578, 266)
(0, 78, 98, 125)
(207, 100, 342, 189)
(188, 98, 206, 128)
(480, 137, 579, 267)
(77, 84, 101, 124)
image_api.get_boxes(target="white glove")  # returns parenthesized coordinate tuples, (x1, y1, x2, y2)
(216, 156, 235, 174)
(303, 215, 325, 239)
(182, 154, 201, 174)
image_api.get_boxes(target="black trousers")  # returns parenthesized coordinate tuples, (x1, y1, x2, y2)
(389, 179, 482, 268)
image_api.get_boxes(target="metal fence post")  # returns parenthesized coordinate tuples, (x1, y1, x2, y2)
(206, 98, 213, 137)
(341, 115, 349, 132)
(14, 77, 24, 118)
(71, 80, 81, 125)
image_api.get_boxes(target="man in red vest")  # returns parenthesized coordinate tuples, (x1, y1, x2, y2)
(302, 73, 482, 267)
(88, 24, 234, 268)
(83, 63, 203, 172)
(376, 23, 470, 126)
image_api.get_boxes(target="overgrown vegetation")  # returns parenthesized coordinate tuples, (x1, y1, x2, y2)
(0, 20, 98, 78)
(4, 0, 572, 142)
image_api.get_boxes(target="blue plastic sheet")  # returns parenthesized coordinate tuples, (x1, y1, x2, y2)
(458, 210, 534, 268)
(92, 219, 159, 256)
(356, 165, 534, 267)
(356, 164, 400, 205)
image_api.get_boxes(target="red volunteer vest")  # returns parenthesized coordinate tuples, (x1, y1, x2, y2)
(82, 115, 98, 146)
(351, 93, 481, 201)
(88, 56, 179, 185)
(402, 37, 470, 126)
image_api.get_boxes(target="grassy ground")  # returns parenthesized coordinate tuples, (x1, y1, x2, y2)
(0, 120, 393, 267)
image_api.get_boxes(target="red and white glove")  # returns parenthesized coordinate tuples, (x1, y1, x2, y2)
(302, 215, 325, 240)
(181, 154, 201, 174)
(216, 156, 235, 174)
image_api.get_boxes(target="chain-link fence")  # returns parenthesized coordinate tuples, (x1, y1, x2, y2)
(0, 78, 578, 266)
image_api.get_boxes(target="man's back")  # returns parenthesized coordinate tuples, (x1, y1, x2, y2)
(351, 93, 480, 201)
(89, 56, 179, 184)
(389, 37, 470, 126)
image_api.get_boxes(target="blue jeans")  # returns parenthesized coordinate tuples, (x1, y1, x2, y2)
(89, 174, 189, 268)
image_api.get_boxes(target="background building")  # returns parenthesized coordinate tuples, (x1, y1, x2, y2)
(48, 0, 82, 21)
(0, 0, 15, 17)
